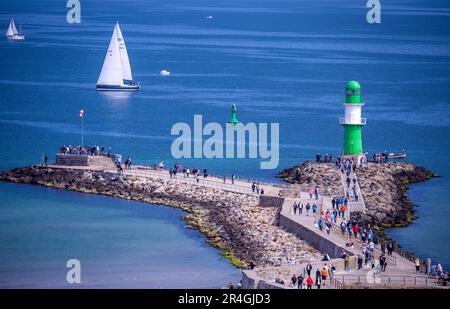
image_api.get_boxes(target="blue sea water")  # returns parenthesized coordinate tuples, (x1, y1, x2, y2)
(0, 0, 449, 286)
(0, 182, 239, 288)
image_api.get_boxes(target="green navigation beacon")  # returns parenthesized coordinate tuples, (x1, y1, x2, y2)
(228, 104, 239, 125)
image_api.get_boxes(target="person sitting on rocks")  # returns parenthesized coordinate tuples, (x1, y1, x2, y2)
(275, 277, 284, 285)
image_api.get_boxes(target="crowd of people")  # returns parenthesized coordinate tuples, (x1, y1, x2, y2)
(279, 262, 337, 289)
(314, 152, 384, 166)
(59, 144, 112, 157)
(154, 161, 265, 194)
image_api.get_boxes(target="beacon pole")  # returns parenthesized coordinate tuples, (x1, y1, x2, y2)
(79, 109, 84, 149)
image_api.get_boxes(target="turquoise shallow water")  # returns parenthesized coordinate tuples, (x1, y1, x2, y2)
(0, 182, 240, 288)
(0, 0, 449, 285)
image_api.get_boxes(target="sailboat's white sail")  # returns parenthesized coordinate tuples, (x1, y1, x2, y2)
(11, 19, 19, 35)
(115, 23, 133, 81)
(97, 25, 124, 86)
(5, 19, 15, 37)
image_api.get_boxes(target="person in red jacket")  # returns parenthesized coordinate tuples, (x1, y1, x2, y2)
(306, 276, 314, 289)
(353, 224, 360, 239)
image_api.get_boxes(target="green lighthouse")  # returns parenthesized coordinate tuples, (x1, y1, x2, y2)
(340, 81, 366, 155)
(227, 104, 239, 125)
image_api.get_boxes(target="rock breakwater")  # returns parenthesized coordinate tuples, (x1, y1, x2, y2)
(0, 166, 319, 268)
(278, 161, 435, 227)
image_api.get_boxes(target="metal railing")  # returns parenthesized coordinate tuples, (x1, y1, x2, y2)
(329, 276, 344, 289)
(109, 166, 257, 195)
(332, 274, 440, 287)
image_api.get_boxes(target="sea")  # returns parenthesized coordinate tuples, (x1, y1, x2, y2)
(0, 0, 449, 287)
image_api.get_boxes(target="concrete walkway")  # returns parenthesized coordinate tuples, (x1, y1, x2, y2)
(281, 197, 437, 288)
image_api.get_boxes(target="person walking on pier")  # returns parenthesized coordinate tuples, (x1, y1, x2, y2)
(251, 182, 256, 193)
(345, 255, 351, 272)
(312, 203, 317, 215)
(315, 268, 321, 284)
(290, 274, 297, 288)
(357, 255, 363, 270)
(387, 241, 394, 256)
(321, 267, 328, 286)
(381, 242, 386, 255)
(292, 202, 298, 215)
(369, 240, 375, 254)
(297, 274, 304, 289)
(315, 276, 322, 289)
(231, 173, 236, 185)
(299, 202, 303, 214)
(44, 155, 48, 167)
(314, 186, 319, 200)
(305, 203, 311, 216)
(415, 257, 421, 272)
(426, 257, 432, 275)
(317, 218, 323, 231)
(306, 276, 313, 289)
(306, 263, 312, 277)
(379, 254, 387, 272)
(223, 175, 226, 184)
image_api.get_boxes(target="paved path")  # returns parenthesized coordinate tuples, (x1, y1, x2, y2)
(282, 197, 437, 288)
(110, 165, 282, 196)
(340, 168, 366, 213)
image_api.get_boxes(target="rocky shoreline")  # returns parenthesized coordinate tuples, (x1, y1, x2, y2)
(0, 166, 320, 268)
(277, 161, 437, 228)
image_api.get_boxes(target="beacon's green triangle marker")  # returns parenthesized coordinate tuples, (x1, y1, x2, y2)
(228, 104, 239, 125)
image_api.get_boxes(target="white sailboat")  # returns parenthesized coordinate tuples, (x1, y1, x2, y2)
(97, 22, 139, 91)
(5, 18, 25, 40)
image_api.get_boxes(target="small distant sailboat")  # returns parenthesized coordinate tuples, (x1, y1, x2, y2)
(160, 69, 170, 76)
(96, 22, 139, 91)
(206, 16, 214, 20)
(5, 18, 25, 40)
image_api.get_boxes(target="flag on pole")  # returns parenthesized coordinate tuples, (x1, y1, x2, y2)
(79, 109, 84, 119)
